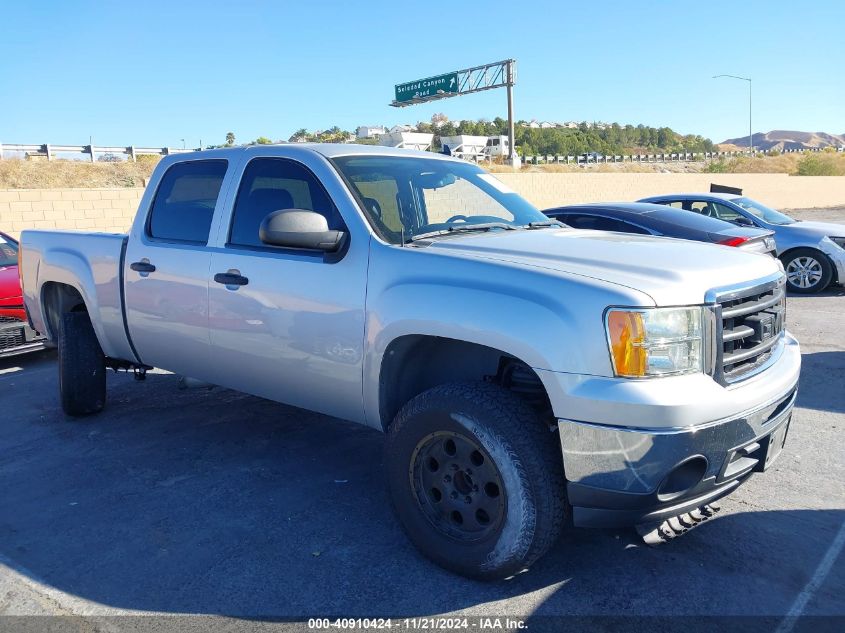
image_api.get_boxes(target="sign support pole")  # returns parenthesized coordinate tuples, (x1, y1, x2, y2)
(506, 60, 517, 167)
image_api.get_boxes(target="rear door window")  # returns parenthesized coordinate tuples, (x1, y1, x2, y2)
(147, 160, 228, 243)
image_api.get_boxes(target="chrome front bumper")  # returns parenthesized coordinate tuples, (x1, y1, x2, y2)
(558, 384, 798, 528)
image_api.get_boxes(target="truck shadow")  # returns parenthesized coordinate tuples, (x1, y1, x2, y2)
(1, 364, 844, 618)
(797, 351, 845, 414)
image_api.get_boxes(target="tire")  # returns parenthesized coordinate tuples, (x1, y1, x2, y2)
(58, 311, 106, 417)
(781, 248, 833, 294)
(385, 381, 567, 580)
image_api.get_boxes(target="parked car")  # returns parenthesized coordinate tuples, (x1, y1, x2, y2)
(0, 231, 47, 358)
(639, 193, 845, 293)
(544, 202, 777, 256)
(20, 145, 800, 579)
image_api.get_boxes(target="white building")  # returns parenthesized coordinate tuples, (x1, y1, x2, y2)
(357, 126, 387, 139)
(389, 124, 416, 135)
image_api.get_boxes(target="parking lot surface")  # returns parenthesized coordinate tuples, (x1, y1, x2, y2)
(1, 209, 843, 628)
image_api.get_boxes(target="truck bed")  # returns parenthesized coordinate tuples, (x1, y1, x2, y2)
(20, 230, 137, 363)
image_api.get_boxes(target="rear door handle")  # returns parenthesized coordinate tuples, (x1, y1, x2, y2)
(214, 272, 249, 286)
(130, 261, 156, 273)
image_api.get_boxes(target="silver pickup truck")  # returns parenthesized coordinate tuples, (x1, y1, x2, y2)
(20, 145, 801, 579)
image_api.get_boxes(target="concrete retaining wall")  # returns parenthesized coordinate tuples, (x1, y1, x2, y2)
(1, 174, 844, 239)
(496, 173, 845, 211)
(0, 188, 144, 238)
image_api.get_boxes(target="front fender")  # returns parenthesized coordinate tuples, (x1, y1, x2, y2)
(362, 243, 654, 429)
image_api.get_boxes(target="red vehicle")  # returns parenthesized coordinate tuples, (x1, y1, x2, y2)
(1, 231, 47, 357)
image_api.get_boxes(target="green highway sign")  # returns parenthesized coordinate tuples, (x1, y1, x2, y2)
(394, 72, 459, 103)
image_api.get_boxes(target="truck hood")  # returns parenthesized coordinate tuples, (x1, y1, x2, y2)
(0, 265, 23, 303)
(425, 229, 781, 305)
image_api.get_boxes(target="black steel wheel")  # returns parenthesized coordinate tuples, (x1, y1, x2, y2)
(411, 431, 506, 542)
(385, 381, 568, 580)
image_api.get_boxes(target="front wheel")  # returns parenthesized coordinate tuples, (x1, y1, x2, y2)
(782, 248, 833, 293)
(385, 382, 567, 580)
(58, 311, 106, 417)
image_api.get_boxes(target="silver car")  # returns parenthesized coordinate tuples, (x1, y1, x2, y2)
(639, 193, 845, 293)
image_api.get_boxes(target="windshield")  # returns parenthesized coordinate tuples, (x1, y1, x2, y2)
(0, 234, 18, 268)
(332, 155, 550, 244)
(732, 197, 796, 225)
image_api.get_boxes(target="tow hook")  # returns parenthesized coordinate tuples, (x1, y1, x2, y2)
(636, 502, 722, 546)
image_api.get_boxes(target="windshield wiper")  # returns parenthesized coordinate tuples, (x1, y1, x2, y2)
(524, 220, 565, 229)
(407, 222, 517, 243)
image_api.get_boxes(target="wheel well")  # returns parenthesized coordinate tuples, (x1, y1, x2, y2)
(41, 282, 87, 341)
(378, 335, 552, 431)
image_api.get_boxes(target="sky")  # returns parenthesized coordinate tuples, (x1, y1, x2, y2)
(1, 0, 843, 149)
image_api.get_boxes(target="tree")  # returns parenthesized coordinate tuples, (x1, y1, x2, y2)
(438, 121, 457, 137)
(255, 136, 273, 145)
(289, 128, 310, 142)
(225, 132, 235, 146)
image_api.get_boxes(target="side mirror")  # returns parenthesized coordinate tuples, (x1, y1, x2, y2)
(259, 209, 346, 252)
(733, 216, 754, 227)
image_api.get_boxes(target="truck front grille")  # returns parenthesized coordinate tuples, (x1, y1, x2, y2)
(715, 277, 786, 383)
(0, 315, 21, 323)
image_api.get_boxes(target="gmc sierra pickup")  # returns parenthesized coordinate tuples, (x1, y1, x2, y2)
(20, 145, 801, 579)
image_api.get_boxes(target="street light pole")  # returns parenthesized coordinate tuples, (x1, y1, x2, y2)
(713, 74, 753, 154)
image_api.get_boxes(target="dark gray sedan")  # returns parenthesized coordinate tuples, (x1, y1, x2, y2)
(544, 202, 777, 256)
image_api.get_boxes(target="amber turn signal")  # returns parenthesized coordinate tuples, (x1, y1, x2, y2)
(606, 310, 647, 377)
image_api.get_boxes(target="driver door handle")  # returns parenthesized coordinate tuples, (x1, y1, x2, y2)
(214, 272, 249, 286)
(130, 261, 156, 273)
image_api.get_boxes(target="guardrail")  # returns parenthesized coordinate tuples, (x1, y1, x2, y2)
(2, 141, 840, 165)
(520, 147, 841, 165)
(0, 143, 199, 162)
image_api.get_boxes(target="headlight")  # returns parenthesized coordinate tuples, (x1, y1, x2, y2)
(827, 236, 845, 250)
(605, 307, 704, 378)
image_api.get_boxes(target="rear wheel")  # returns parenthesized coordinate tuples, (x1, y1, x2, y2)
(58, 311, 106, 417)
(385, 382, 567, 580)
(782, 248, 833, 294)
